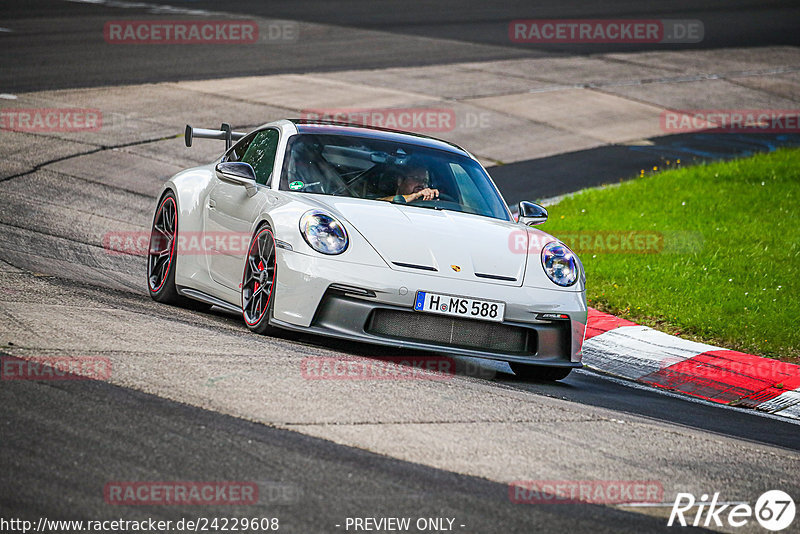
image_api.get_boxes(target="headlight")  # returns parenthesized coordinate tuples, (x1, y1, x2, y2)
(541, 241, 578, 287)
(299, 210, 348, 255)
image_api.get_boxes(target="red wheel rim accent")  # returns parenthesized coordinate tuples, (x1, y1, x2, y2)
(147, 196, 177, 293)
(242, 228, 276, 326)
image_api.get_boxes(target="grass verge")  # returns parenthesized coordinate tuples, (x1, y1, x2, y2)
(539, 148, 799, 362)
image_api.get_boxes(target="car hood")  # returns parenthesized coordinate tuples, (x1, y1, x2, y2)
(303, 196, 539, 286)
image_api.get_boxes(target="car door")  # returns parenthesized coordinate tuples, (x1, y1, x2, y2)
(205, 128, 280, 290)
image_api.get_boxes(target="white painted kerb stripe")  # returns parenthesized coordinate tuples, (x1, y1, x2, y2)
(756, 389, 800, 419)
(583, 325, 720, 381)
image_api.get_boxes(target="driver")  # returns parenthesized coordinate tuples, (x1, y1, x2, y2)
(379, 165, 440, 203)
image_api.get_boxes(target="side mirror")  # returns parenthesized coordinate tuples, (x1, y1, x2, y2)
(215, 162, 257, 197)
(518, 201, 548, 226)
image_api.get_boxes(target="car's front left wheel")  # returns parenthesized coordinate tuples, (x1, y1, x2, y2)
(242, 224, 279, 335)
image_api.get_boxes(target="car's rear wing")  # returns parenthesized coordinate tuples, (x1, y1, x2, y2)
(185, 123, 247, 150)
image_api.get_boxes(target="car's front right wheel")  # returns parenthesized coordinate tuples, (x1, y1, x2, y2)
(509, 363, 572, 381)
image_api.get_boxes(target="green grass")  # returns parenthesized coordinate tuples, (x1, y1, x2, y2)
(539, 148, 800, 362)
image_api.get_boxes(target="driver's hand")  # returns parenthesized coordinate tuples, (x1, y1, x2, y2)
(411, 188, 440, 201)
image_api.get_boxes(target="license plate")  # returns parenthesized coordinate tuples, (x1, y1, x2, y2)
(413, 291, 505, 323)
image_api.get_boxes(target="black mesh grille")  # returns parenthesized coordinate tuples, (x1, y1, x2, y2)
(367, 309, 534, 354)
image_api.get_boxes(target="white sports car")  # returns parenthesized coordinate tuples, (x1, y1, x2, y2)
(147, 119, 586, 380)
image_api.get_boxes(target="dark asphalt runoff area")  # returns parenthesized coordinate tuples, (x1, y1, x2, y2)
(491, 132, 800, 204)
(1, 1, 799, 532)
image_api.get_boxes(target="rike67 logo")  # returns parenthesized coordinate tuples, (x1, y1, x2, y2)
(668, 490, 795, 531)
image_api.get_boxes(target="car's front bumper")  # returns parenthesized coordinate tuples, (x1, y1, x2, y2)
(272, 249, 587, 365)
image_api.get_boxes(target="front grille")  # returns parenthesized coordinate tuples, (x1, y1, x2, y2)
(367, 309, 534, 354)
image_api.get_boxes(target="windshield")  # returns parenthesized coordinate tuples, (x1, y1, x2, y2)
(279, 133, 511, 221)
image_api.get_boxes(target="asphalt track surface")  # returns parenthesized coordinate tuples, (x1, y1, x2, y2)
(1, 1, 799, 533)
(1, 0, 799, 92)
(0, 357, 705, 534)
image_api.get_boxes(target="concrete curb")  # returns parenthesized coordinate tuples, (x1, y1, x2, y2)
(583, 308, 800, 421)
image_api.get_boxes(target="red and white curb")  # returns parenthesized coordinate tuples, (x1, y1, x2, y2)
(583, 309, 800, 421)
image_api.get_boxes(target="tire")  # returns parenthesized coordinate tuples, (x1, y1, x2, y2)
(241, 224, 279, 335)
(146, 191, 210, 311)
(147, 192, 182, 304)
(509, 363, 572, 381)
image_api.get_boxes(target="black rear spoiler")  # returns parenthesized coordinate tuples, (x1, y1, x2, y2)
(185, 123, 247, 150)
